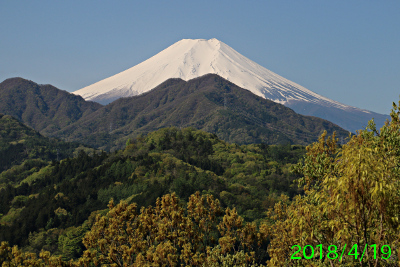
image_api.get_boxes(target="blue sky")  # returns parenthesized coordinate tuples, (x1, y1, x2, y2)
(1, 1, 399, 115)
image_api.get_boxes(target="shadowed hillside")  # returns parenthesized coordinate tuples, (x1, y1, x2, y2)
(56, 74, 350, 150)
(0, 114, 92, 183)
(0, 78, 102, 135)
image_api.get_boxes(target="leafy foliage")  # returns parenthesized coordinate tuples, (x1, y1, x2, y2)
(0, 114, 90, 183)
(1, 100, 399, 265)
(0, 192, 268, 266)
(79, 192, 268, 266)
(0, 127, 304, 261)
(265, 101, 400, 266)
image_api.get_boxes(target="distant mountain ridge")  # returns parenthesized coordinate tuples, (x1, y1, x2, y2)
(0, 76, 349, 150)
(73, 38, 390, 132)
(0, 78, 102, 136)
(59, 74, 350, 150)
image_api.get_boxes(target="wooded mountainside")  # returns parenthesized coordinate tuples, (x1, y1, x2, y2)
(0, 114, 92, 177)
(1, 101, 399, 266)
(0, 75, 350, 151)
(0, 78, 101, 135)
(0, 77, 398, 266)
(0, 124, 306, 264)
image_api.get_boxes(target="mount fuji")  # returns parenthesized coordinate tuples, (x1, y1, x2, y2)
(73, 38, 389, 132)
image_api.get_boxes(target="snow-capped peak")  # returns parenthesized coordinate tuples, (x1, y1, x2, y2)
(72, 38, 352, 111)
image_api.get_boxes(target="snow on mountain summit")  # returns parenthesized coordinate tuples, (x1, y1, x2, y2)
(73, 38, 392, 132)
(73, 38, 347, 109)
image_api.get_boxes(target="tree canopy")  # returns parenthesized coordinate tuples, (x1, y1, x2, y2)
(1, 101, 400, 266)
(266, 101, 400, 266)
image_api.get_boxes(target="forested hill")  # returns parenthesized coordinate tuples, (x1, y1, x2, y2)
(1, 103, 399, 266)
(1, 76, 349, 151)
(0, 114, 90, 177)
(0, 127, 305, 260)
(0, 78, 102, 136)
(56, 74, 350, 150)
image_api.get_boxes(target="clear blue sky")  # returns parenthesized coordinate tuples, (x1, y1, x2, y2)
(1, 1, 399, 115)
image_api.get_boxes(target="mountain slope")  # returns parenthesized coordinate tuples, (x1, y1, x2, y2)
(0, 127, 304, 258)
(73, 38, 389, 132)
(0, 78, 102, 136)
(285, 100, 389, 134)
(62, 74, 349, 150)
(0, 113, 88, 179)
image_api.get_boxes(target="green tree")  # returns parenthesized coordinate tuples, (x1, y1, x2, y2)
(266, 101, 400, 266)
(58, 225, 88, 260)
